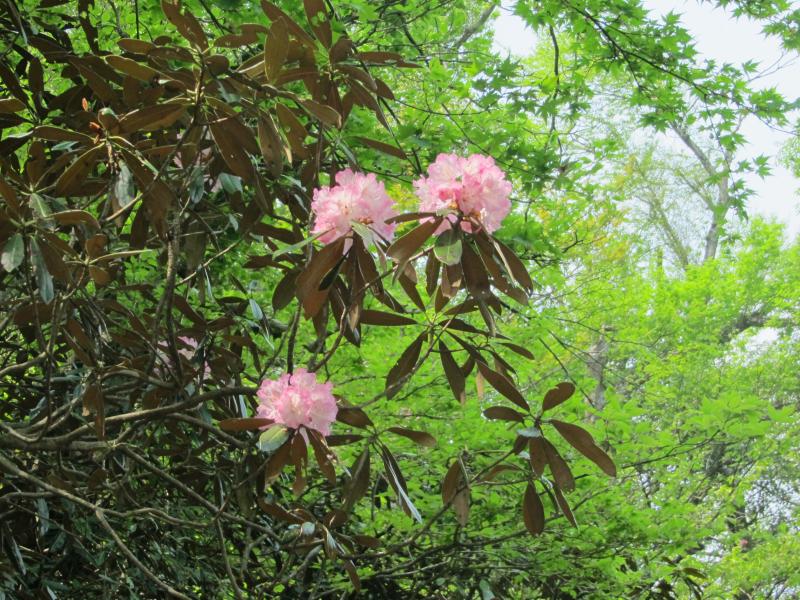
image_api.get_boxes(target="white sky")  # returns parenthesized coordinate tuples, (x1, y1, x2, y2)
(493, 1, 800, 236)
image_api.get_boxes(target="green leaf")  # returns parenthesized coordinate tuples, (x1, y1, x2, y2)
(258, 425, 290, 452)
(434, 227, 462, 265)
(30, 241, 54, 303)
(1, 234, 24, 273)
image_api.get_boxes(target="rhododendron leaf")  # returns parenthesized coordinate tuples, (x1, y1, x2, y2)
(317, 254, 346, 291)
(329, 36, 353, 63)
(343, 559, 361, 592)
(477, 299, 497, 336)
(385, 331, 425, 398)
(309, 431, 336, 484)
(490, 350, 516, 377)
(30, 242, 53, 303)
(54, 145, 103, 197)
(271, 233, 322, 259)
(257, 500, 302, 524)
(434, 227, 462, 266)
(272, 270, 298, 311)
(257, 114, 284, 176)
(512, 434, 528, 455)
(1, 234, 24, 273)
(303, 0, 331, 47)
(357, 51, 403, 64)
(461, 242, 491, 300)
(260, 1, 315, 48)
(387, 219, 440, 266)
(291, 434, 308, 496)
(478, 464, 521, 483)
(82, 383, 105, 439)
(441, 318, 484, 335)
(542, 439, 575, 492)
(258, 425, 289, 452)
(528, 438, 547, 476)
(354, 136, 406, 159)
(121, 149, 175, 238)
(441, 460, 461, 504)
(397, 271, 425, 311)
(385, 212, 437, 224)
(381, 446, 421, 522)
(522, 483, 545, 536)
(352, 535, 380, 549)
(443, 263, 463, 298)
(296, 237, 345, 318)
(32, 125, 93, 143)
(500, 342, 535, 360)
(441, 459, 469, 525)
(425, 253, 440, 295)
(322, 528, 340, 558)
(275, 103, 308, 156)
(105, 55, 160, 82)
(263, 16, 288, 83)
(117, 103, 186, 134)
(210, 117, 256, 182)
(336, 407, 372, 429)
(349, 79, 390, 129)
(162, 0, 208, 49)
(550, 420, 616, 477)
(302, 99, 341, 127)
(326, 434, 363, 446)
(483, 406, 525, 423)
(323, 509, 348, 530)
(387, 427, 437, 448)
(219, 417, 273, 432)
(439, 341, 466, 405)
(476, 361, 529, 411)
(492, 237, 534, 292)
(349, 221, 372, 242)
(339, 64, 378, 93)
(554, 486, 578, 527)
(0, 98, 25, 113)
(542, 382, 576, 412)
(359, 310, 416, 327)
(343, 447, 370, 511)
(215, 28, 260, 48)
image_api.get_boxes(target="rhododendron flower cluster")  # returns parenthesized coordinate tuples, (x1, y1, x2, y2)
(256, 368, 338, 437)
(310, 169, 398, 249)
(413, 153, 512, 234)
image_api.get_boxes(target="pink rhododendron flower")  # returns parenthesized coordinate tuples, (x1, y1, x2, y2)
(413, 153, 512, 234)
(256, 368, 338, 437)
(310, 169, 398, 250)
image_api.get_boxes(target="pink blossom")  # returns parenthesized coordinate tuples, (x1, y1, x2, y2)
(256, 368, 338, 437)
(413, 153, 512, 234)
(310, 169, 398, 250)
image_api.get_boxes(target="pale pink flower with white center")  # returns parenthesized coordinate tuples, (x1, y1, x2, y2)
(310, 169, 398, 251)
(256, 368, 338, 437)
(413, 153, 512, 234)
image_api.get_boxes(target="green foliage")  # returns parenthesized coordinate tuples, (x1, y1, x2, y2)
(0, 0, 798, 598)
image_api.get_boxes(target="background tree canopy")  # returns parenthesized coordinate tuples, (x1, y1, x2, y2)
(0, 0, 798, 598)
